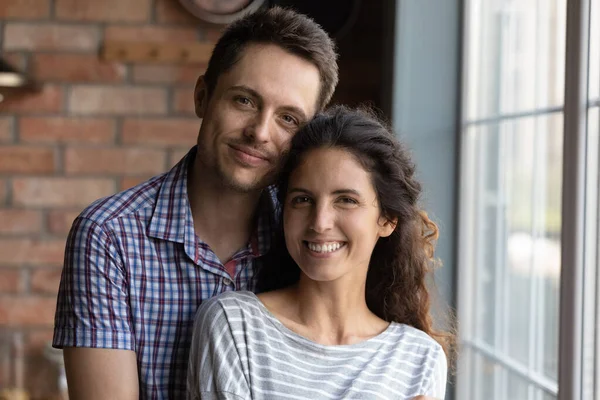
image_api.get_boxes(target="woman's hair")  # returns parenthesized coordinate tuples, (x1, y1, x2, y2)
(257, 105, 456, 361)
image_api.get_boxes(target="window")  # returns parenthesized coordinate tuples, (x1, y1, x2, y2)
(456, 0, 600, 400)
(582, 0, 600, 397)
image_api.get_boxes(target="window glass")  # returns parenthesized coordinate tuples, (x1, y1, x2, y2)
(464, 0, 566, 121)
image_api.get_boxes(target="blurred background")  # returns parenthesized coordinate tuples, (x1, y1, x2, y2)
(0, 0, 598, 399)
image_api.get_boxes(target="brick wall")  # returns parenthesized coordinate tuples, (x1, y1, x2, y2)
(0, 0, 384, 397)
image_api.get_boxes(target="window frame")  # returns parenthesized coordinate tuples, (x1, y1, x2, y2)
(456, 0, 599, 398)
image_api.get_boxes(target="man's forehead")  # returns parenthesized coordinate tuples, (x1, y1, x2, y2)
(221, 44, 321, 116)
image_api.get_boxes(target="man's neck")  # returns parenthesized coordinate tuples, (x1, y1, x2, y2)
(187, 159, 263, 263)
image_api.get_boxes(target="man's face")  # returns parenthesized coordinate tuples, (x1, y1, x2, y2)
(194, 43, 321, 192)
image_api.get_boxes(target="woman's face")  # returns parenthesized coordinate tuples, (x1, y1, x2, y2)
(283, 147, 395, 284)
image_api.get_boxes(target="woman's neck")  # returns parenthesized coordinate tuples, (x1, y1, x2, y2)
(260, 278, 389, 346)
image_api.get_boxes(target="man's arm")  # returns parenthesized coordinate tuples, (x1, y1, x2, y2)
(54, 216, 137, 397)
(64, 348, 138, 400)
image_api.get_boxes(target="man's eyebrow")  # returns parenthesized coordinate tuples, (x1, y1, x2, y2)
(228, 85, 263, 100)
(228, 85, 309, 121)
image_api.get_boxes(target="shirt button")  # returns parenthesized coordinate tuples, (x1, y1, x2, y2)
(222, 277, 233, 286)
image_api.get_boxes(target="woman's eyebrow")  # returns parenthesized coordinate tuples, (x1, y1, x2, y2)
(288, 188, 312, 195)
(288, 188, 363, 197)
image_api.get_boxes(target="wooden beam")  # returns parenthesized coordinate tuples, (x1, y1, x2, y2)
(101, 40, 213, 64)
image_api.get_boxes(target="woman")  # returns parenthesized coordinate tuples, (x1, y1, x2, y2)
(187, 106, 454, 399)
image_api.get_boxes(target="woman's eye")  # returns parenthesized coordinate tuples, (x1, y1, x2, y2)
(339, 197, 358, 205)
(291, 196, 311, 205)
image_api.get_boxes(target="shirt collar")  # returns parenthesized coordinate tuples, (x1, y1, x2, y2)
(148, 146, 278, 258)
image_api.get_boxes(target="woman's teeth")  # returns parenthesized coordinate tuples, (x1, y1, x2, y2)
(307, 242, 343, 253)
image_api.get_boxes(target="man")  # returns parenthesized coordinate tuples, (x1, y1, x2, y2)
(52, 7, 338, 399)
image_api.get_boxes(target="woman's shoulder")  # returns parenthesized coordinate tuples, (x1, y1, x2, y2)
(386, 323, 447, 380)
(388, 323, 444, 354)
(197, 290, 259, 316)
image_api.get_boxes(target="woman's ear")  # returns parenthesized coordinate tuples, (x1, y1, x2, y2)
(194, 75, 208, 119)
(378, 216, 398, 238)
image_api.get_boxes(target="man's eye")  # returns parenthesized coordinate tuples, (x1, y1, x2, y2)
(235, 97, 252, 106)
(281, 114, 298, 125)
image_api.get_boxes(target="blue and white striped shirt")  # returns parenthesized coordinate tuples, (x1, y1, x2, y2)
(188, 291, 447, 399)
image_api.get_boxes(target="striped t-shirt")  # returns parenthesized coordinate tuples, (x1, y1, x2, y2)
(187, 291, 447, 399)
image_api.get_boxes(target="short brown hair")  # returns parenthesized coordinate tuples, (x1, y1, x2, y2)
(203, 6, 338, 111)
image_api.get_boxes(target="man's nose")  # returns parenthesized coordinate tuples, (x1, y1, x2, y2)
(244, 112, 271, 143)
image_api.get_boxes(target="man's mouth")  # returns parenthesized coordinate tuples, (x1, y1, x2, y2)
(229, 144, 270, 161)
(229, 144, 271, 166)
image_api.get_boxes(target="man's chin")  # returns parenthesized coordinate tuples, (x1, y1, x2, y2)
(221, 172, 272, 193)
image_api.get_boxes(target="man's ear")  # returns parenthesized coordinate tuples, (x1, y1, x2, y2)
(378, 216, 398, 238)
(194, 75, 208, 119)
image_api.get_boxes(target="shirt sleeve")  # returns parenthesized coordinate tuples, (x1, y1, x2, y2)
(424, 346, 448, 399)
(52, 216, 134, 350)
(187, 298, 250, 400)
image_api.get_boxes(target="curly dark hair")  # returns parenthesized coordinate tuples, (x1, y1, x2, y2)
(257, 105, 456, 361)
(204, 6, 338, 112)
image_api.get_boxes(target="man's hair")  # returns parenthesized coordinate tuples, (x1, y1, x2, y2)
(203, 6, 339, 111)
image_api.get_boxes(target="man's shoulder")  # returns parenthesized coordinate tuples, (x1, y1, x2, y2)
(77, 172, 167, 227)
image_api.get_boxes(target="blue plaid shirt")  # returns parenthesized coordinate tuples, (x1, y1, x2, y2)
(53, 147, 278, 399)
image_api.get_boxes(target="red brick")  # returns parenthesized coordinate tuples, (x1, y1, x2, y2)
(0, 210, 43, 234)
(104, 25, 199, 42)
(119, 176, 154, 191)
(173, 87, 196, 115)
(0, 147, 56, 174)
(0, 85, 63, 114)
(169, 147, 192, 166)
(0, 179, 6, 205)
(0, 269, 25, 293)
(0, 0, 50, 18)
(132, 64, 204, 84)
(12, 178, 115, 207)
(69, 86, 167, 116)
(155, 0, 199, 24)
(0, 296, 56, 326)
(47, 210, 80, 235)
(24, 356, 58, 398)
(3, 23, 99, 52)
(65, 147, 166, 175)
(0, 239, 65, 266)
(122, 118, 199, 146)
(30, 268, 63, 294)
(20, 117, 115, 144)
(0, 117, 13, 143)
(2, 52, 28, 71)
(25, 329, 54, 355)
(32, 54, 126, 83)
(56, 0, 151, 22)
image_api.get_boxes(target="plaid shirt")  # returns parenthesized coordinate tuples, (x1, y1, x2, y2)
(53, 147, 278, 399)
